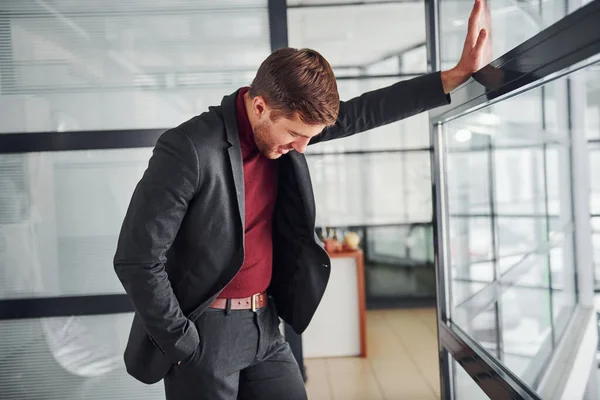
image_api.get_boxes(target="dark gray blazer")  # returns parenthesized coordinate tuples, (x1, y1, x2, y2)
(113, 72, 450, 384)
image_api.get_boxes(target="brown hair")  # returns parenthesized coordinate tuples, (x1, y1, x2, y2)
(249, 48, 339, 126)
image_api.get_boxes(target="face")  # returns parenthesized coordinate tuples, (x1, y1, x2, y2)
(247, 95, 325, 160)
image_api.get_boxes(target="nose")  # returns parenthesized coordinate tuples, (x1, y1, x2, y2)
(292, 137, 310, 154)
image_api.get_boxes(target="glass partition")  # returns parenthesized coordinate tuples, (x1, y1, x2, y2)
(289, 1, 436, 308)
(438, 0, 579, 71)
(441, 70, 577, 389)
(0, 148, 153, 300)
(0, 1, 271, 133)
(430, 0, 600, 395)
(0, 313, 163, 399)
(586, 65, 600, 289)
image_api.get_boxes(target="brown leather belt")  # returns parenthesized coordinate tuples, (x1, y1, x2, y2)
(209, 292, 267, 312)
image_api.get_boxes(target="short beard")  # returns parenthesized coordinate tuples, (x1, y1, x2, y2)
(253, 121, 279, 159)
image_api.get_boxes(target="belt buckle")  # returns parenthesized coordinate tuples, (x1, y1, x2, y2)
(251, 293, 259, 312)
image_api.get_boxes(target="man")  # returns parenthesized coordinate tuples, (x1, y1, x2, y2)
(113, 1, 488, 398)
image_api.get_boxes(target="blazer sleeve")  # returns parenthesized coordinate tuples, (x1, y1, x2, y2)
(113, 127, 200, 364)
(311, 71, 451, 145)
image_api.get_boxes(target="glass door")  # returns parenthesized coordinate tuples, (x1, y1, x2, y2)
(426, 0, 600, 398)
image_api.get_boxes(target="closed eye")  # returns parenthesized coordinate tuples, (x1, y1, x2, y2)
(288, 130, 311, 139)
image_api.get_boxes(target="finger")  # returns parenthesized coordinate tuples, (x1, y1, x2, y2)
(467, 0, 484, 47)
(473, 29, 488, 57)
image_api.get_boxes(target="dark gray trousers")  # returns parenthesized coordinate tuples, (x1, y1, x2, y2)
(163, 299, 307, 400)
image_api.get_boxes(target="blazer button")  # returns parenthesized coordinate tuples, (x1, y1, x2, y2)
(322, 264, 329, 268)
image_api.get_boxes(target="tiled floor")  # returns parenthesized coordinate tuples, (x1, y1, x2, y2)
(304, 308, 440, 400)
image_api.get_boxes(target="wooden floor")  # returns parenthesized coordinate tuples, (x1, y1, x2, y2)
(304, 308, 440, 400)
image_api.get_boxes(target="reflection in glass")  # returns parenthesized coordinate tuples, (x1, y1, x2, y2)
(452, 279, 488, 310)
(593, 217, 600, 287)
(585, 64, 600, 290)
(364, 224, 437, 302)
(499, 284, 552, 381)
(590, 147, 600, 216)
(315, 224, 437, 305)
(366, 224, 434, 264)
(442, 68, 579, 389)
(452, 351, 494, 400)
(439, 0, 573, 71)
(495, 217, 546, 261)
(450, 218, 494, 285)
(446, 150, 490, 215)
(494, 149, 545, 215)
(583, 65, 600, 140)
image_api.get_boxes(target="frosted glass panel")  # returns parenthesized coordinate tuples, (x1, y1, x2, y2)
(306, 77, 431, 152)
(309, 151, 431, 226)
(0, 313, 166, 400)
(440, 60, 591, 393)
(288, 2, 425, 69)
(439, 0, 572, 70)
(0, 148, 153, 299)
(0, 1, 270, 133)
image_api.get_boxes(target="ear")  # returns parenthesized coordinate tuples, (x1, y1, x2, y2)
(251, 95, 268, 119)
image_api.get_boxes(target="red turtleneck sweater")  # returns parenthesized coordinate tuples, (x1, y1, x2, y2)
(217, 87, 279, 299)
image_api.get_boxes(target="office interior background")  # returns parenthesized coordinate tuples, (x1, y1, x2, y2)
(0, 0, 600, 399)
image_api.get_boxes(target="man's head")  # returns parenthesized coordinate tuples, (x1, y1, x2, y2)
(245, 48, 339, 159)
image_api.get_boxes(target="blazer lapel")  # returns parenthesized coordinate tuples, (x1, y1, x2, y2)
(288, 152, 316, 228)
(221, 91, 245, 227)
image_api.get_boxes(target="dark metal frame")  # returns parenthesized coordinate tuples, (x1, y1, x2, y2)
(427, 0, 600, 398)
(0, 294, 133, 320)
(0, 129, 163, 154)
(439, 322, 543, 399)
(268, 0, 288, 51)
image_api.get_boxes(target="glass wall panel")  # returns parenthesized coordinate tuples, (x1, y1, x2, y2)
(587, 64, 600, 290)
(442, 63, 587, 389)
(438, 0, 578, 71)
(593, 215, 600, 287)
(0, 1, 270, 133)
(452, 353, 492, 400)
(308, 151, 432, 227)
(591, 146, 600, 216)
(0, 148, 152, 299)
(289, 2, 434, 305)
(306, 77, 431, 153)
(0, 313, 165, 400)
(365, 224, 437, 300)
(288, 2, 425, 74)
(584, 65, 600, 141)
